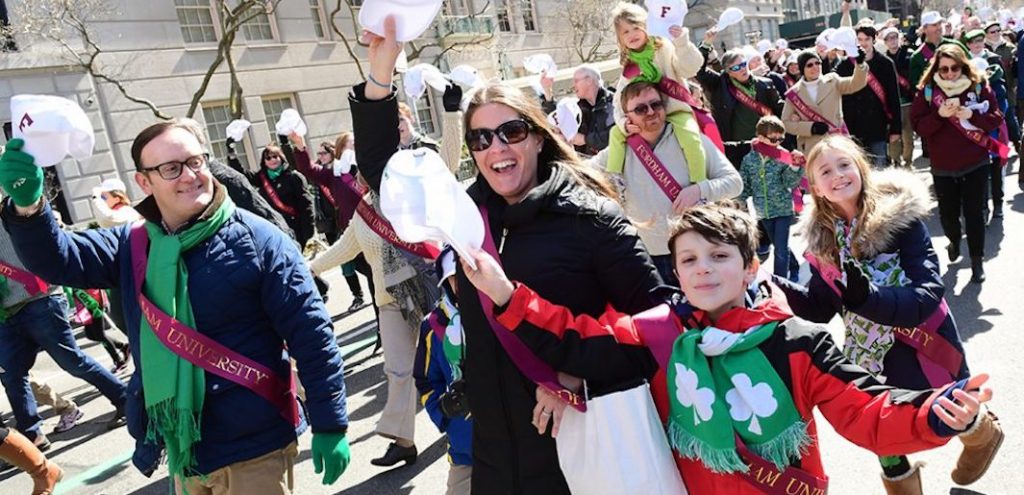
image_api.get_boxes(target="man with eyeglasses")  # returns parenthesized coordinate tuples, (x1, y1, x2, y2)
(0, 120, 352, 494)
(589, 81, 742, 284)
(697, 31, 785, 166)
(984, 21, 1021, 152)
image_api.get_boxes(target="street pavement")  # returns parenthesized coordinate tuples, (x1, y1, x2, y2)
(2, 153, 1023, 494)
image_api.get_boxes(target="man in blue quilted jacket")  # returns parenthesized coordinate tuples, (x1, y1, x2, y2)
(0, 118, 351, 495)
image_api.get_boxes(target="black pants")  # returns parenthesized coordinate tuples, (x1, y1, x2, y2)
(352, 254, 379, 324)
(933, 164, 988, 258)
(990, 156, 1003, 206)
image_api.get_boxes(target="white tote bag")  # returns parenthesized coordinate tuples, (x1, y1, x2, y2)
(556, 382, 688, 495)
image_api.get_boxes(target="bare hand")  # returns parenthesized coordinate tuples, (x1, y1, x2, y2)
(533, 386, 569, 437)
(841, 0, 851, 14)
(672, 184, 703, 213)
(625, 123, 641, 135)
(955, 107, 973, 120)
(703, 27, 718, 44)
(289, 131, 305, 151)
(791, 150, 806, 167)
(571, 133, 586, 146)
(889, 133, 901, 143)
(933, 374, 993, 431)
(360, 16, 403, 100)
(938, 100, 957, 118)
(540, 72, 554, 98)
(460, 248, 514, 306)
(669, 25, 684, 40)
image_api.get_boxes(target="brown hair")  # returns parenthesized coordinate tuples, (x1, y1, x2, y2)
(260, 144, 288, 169)
(667, 203, 759, 268)
(803, 135, 878, 264)
(462, 82, 617, 200)
(612, 2, 665, 66)
(755, 115, 786, 136)
(334, 131, 354, 153)
(619, 81, 665, 113)
(130, 118, 208, 170)
(917, 43, 985, 90)
(318, 141, 336, 159)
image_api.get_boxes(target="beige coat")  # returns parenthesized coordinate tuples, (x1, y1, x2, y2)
(782, 62, 868, 153)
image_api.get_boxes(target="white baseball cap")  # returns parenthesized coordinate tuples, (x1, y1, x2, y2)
(98, 178, 127, 193)
(404, 63, 448, 100)
(551, 98, 582, 141)
(879, 27, 900, 40)
(225, 119, 251, 142)
(645, 0, 687, 39)
(715, 7, 744, 32)
(10, 94, 95, 168)
(920, 11, 943, 26)
(523, 54, 557, 75)
(775, 38, 789, 50)
(816, 28, 836, 47)
(756, 39, 773, 55)
(448, 65, 482, 89)
(380, 148, 483, 268)
(274, 109, 307, 137)
(358, 0, 444, 42)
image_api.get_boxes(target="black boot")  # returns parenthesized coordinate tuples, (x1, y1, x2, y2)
(947, 241, 961, 263)
(993, 203, 1003, 218)
(971, 257, 986, 284)
(370, 442, 417, 467)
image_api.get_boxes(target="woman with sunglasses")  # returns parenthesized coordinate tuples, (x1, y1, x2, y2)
(352, 17, 666, 495)
(911, 43, 1003, 283)
(696, 36, 784, 166)
(226, 143, 315, 247)
(781, 49, 868, 155)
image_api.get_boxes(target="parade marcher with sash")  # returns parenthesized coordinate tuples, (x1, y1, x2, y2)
(910, 11, 948, 91)
(0, 192, 128, 451)
(696, 37, 785, 166)
(965, 29, 1011, 220)
(835, 23, 903, 168)
(911, 43, 1004, 284)
(781, 49, 868, 154)
(0, 121, 351, 494)
(355, 17, 667, 494)
(590, 81, 742, 285)
(985, 20, 1020, 151)
(775, 136, 1004, 494)
(227, 142, 315, 247)
(461, 202, 995, 495)
(883, 27, 917, 168)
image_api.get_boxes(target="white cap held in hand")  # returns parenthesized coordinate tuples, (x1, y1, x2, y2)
(11, 94, 95, 167)
(275, 109, 307, 137)
(358, 0, 445, 42)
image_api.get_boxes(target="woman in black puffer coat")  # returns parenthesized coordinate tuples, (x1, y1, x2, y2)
(353, 24, 666, 495)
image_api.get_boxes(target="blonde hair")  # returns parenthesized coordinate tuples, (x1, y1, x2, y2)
(462, 82, 617, 201)
(804, 135, 879, 265)
(106, 190, 131, 208)
(612, 2, 664, 66)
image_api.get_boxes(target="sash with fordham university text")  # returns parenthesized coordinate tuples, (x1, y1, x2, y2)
(129, 224, 300, 425)
(259, 173, 298, 217)
(0, 261, 50, 296)
(930, 90, 1009, 165)
(626, 134, 684, 201)
(623, 63, 725, 152)
(785, 89, 850, 135)
(727, 83, 774, 116)
(341, 177, 441, 260)
(634, 304, 830, 495)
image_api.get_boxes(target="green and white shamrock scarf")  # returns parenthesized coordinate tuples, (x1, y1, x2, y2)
(835, 219, 910, 375)
(667, 322, 812, 473)
(438, 293, 464, 380)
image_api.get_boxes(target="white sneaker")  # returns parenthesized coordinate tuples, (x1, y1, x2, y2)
(53, 407, 84, 434)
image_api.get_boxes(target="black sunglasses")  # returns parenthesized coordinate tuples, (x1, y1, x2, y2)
(627, 100, 666, 116)
(140, 153, 209, 181)
(465, 120, 533, 152)
(938, 64, 962, 74)
(764, 136, 785, 144)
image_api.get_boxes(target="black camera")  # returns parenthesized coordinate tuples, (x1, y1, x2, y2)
(439, 379, 470, 418)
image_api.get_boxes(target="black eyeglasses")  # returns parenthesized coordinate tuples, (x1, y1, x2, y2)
(465, 120, 533, 152)
(627, 100, 666, 116)
(140, 153, 209, 180)
(986, 29, 1000, 34)
(938, 64, 962, 74)
(764, 136, 785, 144)
(805, 60, 822, 68)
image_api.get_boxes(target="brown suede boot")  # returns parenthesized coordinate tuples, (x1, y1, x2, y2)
(881, 462, 923, 495)
(0, 430, 63, 495)
(952, 410, 1004, 485)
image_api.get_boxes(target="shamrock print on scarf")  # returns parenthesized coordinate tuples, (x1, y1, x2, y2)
(725, 373, 779, 435)
(674, 363, 716, 424)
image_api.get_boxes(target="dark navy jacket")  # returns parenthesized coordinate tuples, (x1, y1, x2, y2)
(1, 195, 348, 476)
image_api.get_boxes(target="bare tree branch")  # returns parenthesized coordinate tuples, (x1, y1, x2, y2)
(327, 0, 366, 78)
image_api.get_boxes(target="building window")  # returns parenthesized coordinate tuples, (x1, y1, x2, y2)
(309, 0, 330, 39)
(240, 3, 276, 42)
(262, 95, 297, 141)
(496, 1, 511, 32)
(203, 103, 251, 168)
(411, 94, 437, 136)
(350, 0, 363, 6)
(174, 0, 218, 44)
(521, 0, 537, 32)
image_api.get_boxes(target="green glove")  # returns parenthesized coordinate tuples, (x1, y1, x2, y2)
(0, 139, 44, 207)
(311, 432, 350, 485)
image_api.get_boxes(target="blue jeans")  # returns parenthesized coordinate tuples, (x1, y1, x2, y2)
(0, 295, 126, 438)
(760, 217, 800, 280)
(865, 140, 888, 169)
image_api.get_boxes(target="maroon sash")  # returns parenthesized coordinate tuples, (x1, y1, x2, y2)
(784, 75, 798, 89)
(785, 89, 849, 135)
(476, 206, 586, 411)
(865, 72, 894, 120)
(805, 253, 963, 387)
(922, 44, 935, 60)
(623, 63, 725, 152)
(259, 173, 298, 217)
(897, 73, 911, 91)
(634, 305, 830, 495)
(626, 134, 682, 201)
(319, 184, 337, 209)
(341, 179, 441, 260)
(930, 90, 1009, 165)
(129, 224, 300, 425)
(751, 141, 799, 166)
(0, 261, 49, 296)
(727, 83, 774, 116)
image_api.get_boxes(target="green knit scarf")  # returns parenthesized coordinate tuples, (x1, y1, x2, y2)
(627, 40, 663, 84)
(666, 322, 812, 473)
(140, 195, 235, 481)
(266, 165, 285, 181)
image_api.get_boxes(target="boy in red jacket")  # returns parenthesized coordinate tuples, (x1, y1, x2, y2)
(463, 203, 993, 495)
